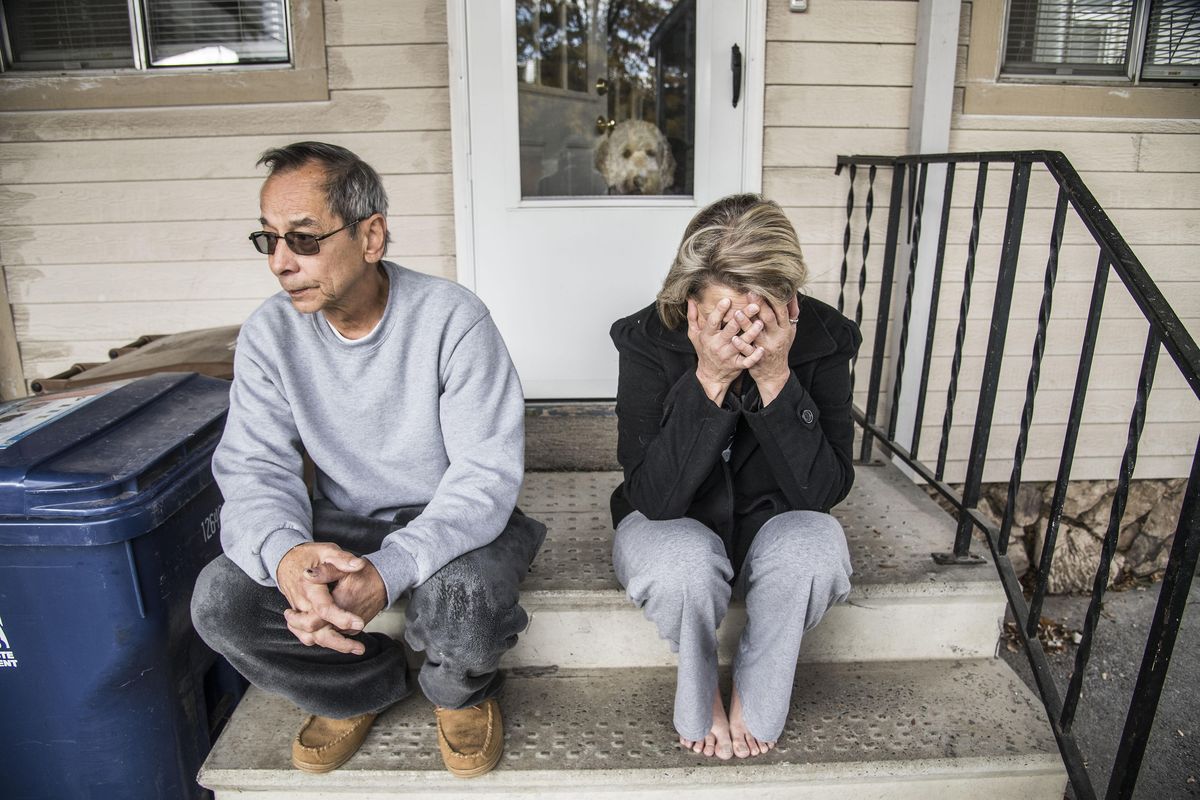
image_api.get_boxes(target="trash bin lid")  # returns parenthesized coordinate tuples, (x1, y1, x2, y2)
(0, 373, 229, 546)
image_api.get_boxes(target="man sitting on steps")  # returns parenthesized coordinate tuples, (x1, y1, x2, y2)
(191, 141, 545, 778)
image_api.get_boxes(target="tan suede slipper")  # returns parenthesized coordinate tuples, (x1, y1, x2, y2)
(291, 711, 377, 773)
(435, 698, 503, 778)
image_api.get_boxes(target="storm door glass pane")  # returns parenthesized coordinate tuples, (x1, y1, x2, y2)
(517, 0, 695, 198)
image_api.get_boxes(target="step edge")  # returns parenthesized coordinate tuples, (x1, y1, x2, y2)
(200, 752, 1066, 792)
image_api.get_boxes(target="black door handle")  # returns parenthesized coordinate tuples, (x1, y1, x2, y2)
(731, 44, 742, 108)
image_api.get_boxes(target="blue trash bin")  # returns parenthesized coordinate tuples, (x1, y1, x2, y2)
(0, 373, 241, 800)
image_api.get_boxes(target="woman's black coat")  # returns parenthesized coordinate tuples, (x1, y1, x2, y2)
(609, 294, 863, 573)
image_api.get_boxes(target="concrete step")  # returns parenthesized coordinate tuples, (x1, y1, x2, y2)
(366, 463, 1005, 666)
(199, 659, 1066, 799)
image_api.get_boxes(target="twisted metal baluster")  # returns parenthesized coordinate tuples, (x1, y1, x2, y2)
(1000, 187, 1068, 554)
(887, 162, 927, 441)
(1029, 253, 1111, 635)
(839, 164, 856, 315)
(911, 162, 955, 462)
(937, 163, 987, 481)
(850, 165, 876, 395)
(1061, 330, 1161, 733)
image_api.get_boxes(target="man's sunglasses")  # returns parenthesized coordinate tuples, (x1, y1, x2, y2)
(248, 217, 366, 256)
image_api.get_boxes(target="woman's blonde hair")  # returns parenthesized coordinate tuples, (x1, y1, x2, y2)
(656, 194, 807, 330)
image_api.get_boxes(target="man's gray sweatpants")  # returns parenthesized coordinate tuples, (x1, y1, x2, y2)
(192, 502, 546, 719)
(613, 510, 852, 742)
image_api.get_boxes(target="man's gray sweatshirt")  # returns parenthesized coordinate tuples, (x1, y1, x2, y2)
(212, 261, 525, 606)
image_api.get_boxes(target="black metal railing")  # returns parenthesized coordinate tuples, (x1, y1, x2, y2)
(834, 150, 1200, 800)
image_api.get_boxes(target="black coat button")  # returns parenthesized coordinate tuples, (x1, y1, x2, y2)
(801, 408, 815, 425)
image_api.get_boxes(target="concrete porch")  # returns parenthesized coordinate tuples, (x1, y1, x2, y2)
(198, 450, 1067, 798)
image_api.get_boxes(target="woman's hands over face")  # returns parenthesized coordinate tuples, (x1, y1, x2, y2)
(687, 295, 763, 405)
(686, 286, 802, 407)
(746, 293, 800, 405)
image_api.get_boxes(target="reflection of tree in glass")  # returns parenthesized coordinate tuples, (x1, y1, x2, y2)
(516, 1, 591, 91)
(604, 0, 675, 121)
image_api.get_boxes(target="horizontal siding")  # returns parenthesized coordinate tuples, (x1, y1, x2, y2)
(767, 0, 1198, 480)
(1, 217, 455, 265)
(0, 0, 455, 390)
(0, 174, 454, 224)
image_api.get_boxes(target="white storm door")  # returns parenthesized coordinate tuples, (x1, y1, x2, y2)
(461, 0, 759, 398)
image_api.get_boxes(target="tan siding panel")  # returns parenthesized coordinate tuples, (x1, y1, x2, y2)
(0, 132, 452, 183)
(764, 127, 908, 170)
(916, 353, 1194, 393)
(767, 1, 917, 43)
(765, 86, 911, 128)
(7, 257, 457, 304)
(766, 42, 914, 86)
(770, 165, 1200, 213)
(0, 216, 455, 265)
(918, 421, 1198, 463)
(1138, 134, 1200, 173)
(0, 174, 454, 224)
(324, 0, 447, 46)
(910, 388, 1195, 430)
(0, 89, 450, 143)
(14, 299, 266, 341)
(938, 456, 1191, 483)
(328, 44, 449, 90)
(948, 129, 1141, 172)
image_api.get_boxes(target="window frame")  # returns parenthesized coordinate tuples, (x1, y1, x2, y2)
(999, 0, 1199, 83)
(964, 0, 1200, 119)
(0, 0, 327, 110)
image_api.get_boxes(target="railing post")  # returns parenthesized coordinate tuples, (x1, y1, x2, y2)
(860, 161, 906, 464)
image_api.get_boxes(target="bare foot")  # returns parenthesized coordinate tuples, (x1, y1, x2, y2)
(728, 685, 776, 758)
(679, 687, 733, 760)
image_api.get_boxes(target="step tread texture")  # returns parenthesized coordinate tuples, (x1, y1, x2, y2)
(201, 658, 1060, 790)
(518, 464, 991, 594)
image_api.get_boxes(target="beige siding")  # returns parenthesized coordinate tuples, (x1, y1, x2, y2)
(1, 0, 1195, 483)
(765, 0, 1198, 482)
(0, 0, 455, 387)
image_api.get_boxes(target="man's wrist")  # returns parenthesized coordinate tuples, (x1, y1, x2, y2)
(262, 528, 312, 585)
(363, 545, 420, 608)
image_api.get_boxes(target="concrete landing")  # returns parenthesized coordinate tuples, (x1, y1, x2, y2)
(200, 660, 1064, 799)
(367, 465, 1005, 666)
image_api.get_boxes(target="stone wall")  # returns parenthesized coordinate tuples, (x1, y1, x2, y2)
(928, 479, 1189, 594)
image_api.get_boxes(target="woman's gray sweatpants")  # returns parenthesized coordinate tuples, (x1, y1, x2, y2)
(191, 503, 545, 719)
(613, 510, 852, 742)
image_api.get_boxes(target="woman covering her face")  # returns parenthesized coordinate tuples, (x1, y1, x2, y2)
(608, 193, 861, 759)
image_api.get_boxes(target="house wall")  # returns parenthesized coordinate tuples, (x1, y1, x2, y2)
(0, 0, 455, 388)
(0, 0, 1195, 482)
(763, 0, 1198, 483)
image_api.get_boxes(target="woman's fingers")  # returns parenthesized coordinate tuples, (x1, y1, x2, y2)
(707, 298, 731, 333)
(740, 347, 765, 369)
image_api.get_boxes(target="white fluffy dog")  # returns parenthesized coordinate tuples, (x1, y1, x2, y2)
(594, 119, 676, 195)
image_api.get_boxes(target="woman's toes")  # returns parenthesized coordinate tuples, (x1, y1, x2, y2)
(702, 733, 717, 758)
(731, 735, 750, 758)
(747, 736, 762, 756)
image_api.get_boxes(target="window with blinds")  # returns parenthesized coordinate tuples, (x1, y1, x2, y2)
(1003, 0, 1199, 81)
(1, 0, 291, 71)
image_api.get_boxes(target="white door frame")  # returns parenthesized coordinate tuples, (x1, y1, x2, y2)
(446, 0, 768, 295)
